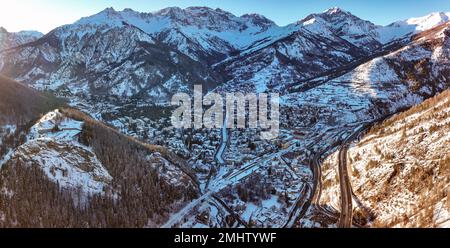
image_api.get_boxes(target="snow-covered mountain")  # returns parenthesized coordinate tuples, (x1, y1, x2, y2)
(0, 20, 221, 100)
(0, 27, 43, 51)
(215, 7, 381, 93)
(71, 7, 290, 63)
(0, 6, 449, 228)
(1, 7, 449, 99)
(216, 8, 450, 93)
(297, 8, 450, 48)
(284, 21, 450, 130)
(299, 7, 382, 51)
(378, 12, 450, 43)
(0, 7, 290, 101)
(216, 25, 368, 93)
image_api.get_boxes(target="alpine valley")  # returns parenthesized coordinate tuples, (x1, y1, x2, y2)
(0, 6, 449, 228)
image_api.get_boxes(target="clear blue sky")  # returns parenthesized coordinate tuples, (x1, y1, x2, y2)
(1, 0, 449, 33)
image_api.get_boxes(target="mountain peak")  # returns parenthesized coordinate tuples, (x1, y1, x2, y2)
(409, 11, 449, 20)
(102, 7, 117, 14)
(394, 11, 450, 32)
(122, 8, 135, 13)
(185, 6, 214, 12)
(301, 6, 372, 26)
(298, 6, 380, 50)
(154, 6, 183, 16)
(241, 13, 276, 28)
(324, 7, 350, 15)
(300, 7, 360, 24)
(75, 7, 124, 26)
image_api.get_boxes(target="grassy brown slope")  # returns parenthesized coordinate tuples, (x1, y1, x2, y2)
(0, 74, 63, 125)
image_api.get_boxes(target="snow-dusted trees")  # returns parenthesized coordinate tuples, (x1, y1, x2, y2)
(0, 108, 198, 227)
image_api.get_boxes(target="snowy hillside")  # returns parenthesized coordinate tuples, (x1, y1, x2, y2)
(0, 76, 200, 227)
(299, 7, 382, 51)
(72, 7, 291, 62)
(321, 91, 450, 227)
(285, 21, 450, 126)
(0, 27, 42, 51)
(0, 107, 200, 227)
(2, 110, 114, 196)
(378, 12, 450, 43)
(0, 22, 221, 100)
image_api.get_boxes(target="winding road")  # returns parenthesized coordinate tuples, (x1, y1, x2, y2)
(163, 109, 393, 228)
(336, 115, 394, 228)
(338, 143, 353, 228)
